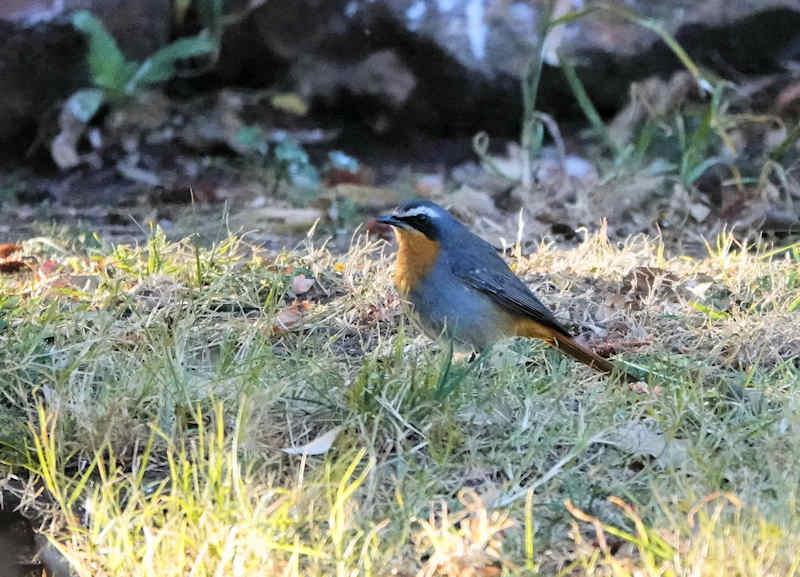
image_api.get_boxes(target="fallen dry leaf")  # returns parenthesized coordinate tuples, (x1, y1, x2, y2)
(592, 338, 651, 357)
(273, 300, 312, 333)
(0, 243, 22, 259)
(603, 421, 688, 469)
(246, 207, 324, 232)
(329, 184, 399, 208)
(290, 274, 314, 296)
(448, 185, 499, 223)
(0, 260, 26, 273)
(622, 266, 679, 303)
(282, 426, 342, 456)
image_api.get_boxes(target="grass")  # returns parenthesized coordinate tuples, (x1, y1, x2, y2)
(1, 222, 799, 576)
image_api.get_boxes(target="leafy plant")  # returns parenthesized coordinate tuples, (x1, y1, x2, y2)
(473, 1, 720, 188)
(233, 125, 321, 198)
(273, 139, 320, 193)
(66, 10, 216, 120)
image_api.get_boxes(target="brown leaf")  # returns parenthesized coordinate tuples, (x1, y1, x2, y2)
(324, 166, 374, 187)
(329, 184, 398, 208)
(592, 338, 651, 357)
(0, 260, 26, 273)
(622, 266, 679, 302)
(273, 301, 311, 333)
(0, 243, 22, 259)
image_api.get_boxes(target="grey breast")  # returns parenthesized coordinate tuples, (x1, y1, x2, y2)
(405, 255, 512, 350)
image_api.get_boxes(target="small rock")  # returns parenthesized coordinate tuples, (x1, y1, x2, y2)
(688, 201, 711, 223)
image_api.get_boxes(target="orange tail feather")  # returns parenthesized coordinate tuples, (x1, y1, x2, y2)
(550, 331, 614, 372)
(516, 319, 638, 381)
(551, 331, 640, 382)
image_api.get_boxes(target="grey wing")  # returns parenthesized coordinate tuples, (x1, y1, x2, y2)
(451, 241, 573, 337)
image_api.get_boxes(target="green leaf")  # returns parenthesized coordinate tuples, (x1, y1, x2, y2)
(126, 35, 216, 93)
(71, 10, 135, 91)
(64, 88, 105, 123)
(684, 155, 726, 187)
(233, 125, 268, 156)
(274, 140, 320, 189)
(689, 301, 730, 321)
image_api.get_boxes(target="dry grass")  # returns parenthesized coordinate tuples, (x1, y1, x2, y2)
(1, 221, 799, 576)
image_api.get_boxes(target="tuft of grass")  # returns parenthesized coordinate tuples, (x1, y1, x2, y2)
(28, 402, 384, 576)
(568, 493, 800, 576)
(1, 223, 799, 574)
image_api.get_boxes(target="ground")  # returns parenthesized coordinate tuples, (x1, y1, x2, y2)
(1, 219, 799, 576)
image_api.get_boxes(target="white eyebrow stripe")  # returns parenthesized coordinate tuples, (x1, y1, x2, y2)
(395, 205, 440, 219)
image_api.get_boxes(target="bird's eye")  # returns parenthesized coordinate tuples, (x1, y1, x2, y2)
(416, 214, 428, 222)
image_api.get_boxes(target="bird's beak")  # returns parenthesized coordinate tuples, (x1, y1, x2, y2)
(376, 214, 403, 227)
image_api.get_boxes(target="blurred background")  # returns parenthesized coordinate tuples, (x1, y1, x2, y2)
(1, 4, 800, 575)
(1, 0, 799, 251)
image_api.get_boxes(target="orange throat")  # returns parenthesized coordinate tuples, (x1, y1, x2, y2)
(393, 229, 440, 295)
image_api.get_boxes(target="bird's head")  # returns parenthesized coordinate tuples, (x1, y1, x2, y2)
(376, 199, 455, 242)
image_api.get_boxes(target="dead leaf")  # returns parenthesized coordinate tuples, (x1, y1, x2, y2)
(282, 426, 342, 455)
(0, 260, 26, 273)
(0, 243, 22, 259)
(324, 168, 374, 187)
(609, 71, 694, 145)
(329, 184, 399, 208)
(244, 207, 324, 233)
(448, 185, 499, 223)
(622, 266, 679, 303)
(273, 301, 311, 333)
(592, 338, 651, 357)
(290, 274, 314, 296)
(603, 421, 688, 469)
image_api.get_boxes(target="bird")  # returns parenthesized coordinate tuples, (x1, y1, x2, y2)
(377, 199, 636, 381)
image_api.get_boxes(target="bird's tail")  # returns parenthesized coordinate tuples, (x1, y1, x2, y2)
(548, 331, 640, 383)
